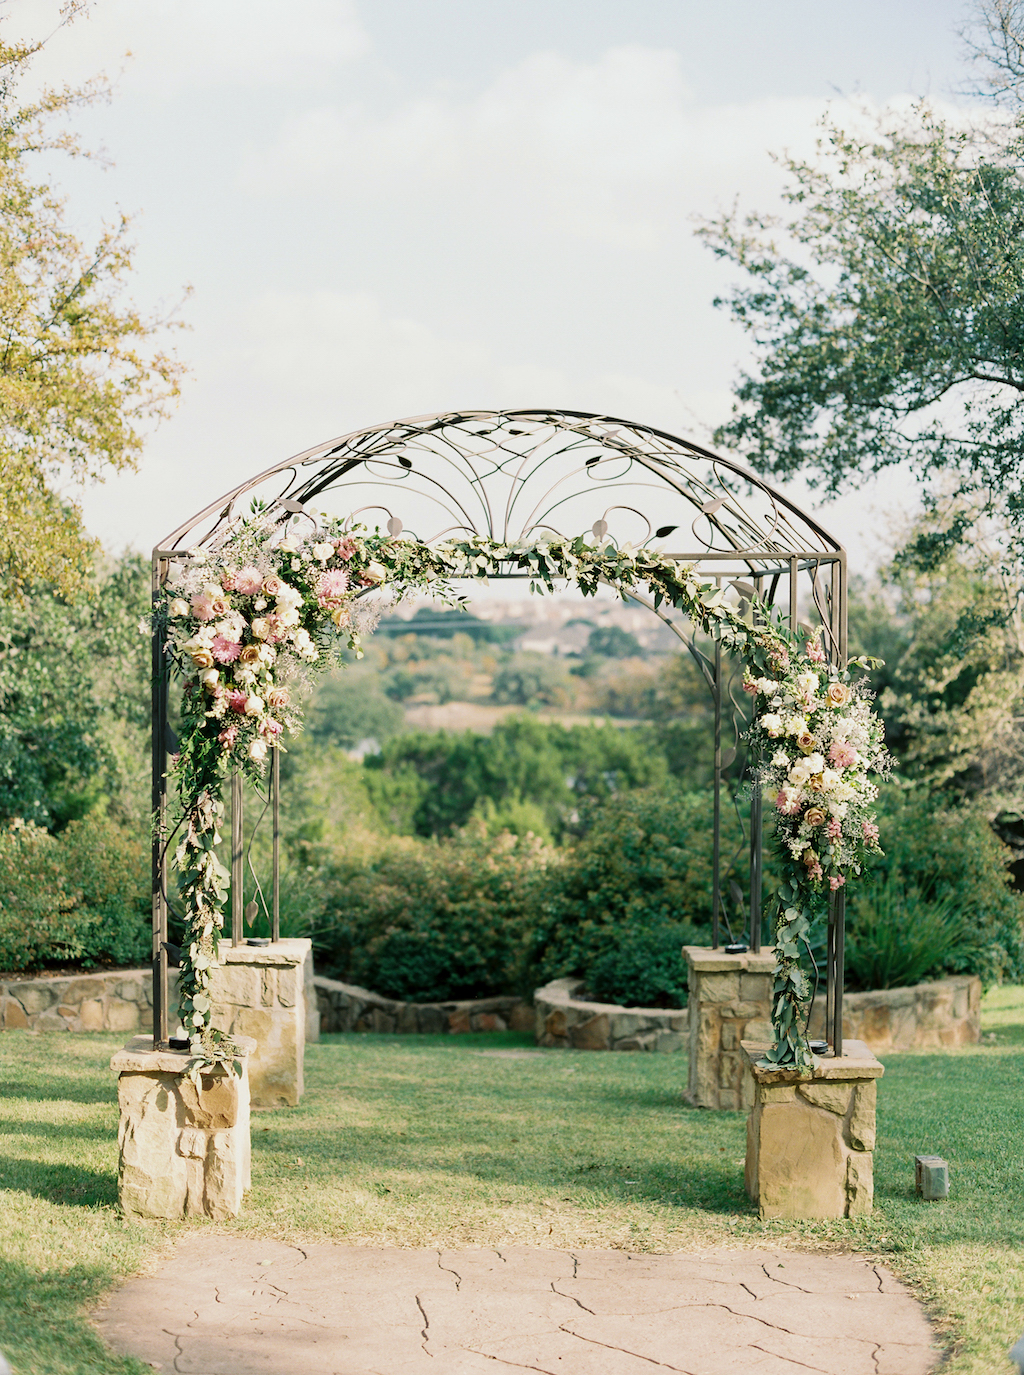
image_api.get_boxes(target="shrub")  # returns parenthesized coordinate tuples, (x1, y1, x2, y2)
(527, 788, 745, 1003)
(584, 923, 701, 1008)
(851, 785, 1024, 985)
(311, 825, 550, 1001)
(0, 816, 149, 972)
(844, 875, 983, 991)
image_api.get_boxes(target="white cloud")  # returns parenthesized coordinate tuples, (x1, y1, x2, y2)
(6, 0, 369, 93)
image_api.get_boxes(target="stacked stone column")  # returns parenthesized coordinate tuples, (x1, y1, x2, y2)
(742, 1038, 883, 1219)
(683, 947, 775, 1110)
(111, 1034, 254, 1220)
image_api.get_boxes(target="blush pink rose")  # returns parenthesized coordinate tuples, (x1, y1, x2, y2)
(234, 566, 264, 596)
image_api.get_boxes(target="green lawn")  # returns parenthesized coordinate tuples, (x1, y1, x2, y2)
(1, 990, 1023, 1375)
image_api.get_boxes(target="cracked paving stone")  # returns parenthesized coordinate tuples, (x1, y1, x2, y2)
(91, 1239, 941, 1375)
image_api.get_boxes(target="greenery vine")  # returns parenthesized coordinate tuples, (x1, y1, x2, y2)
(158, 511, 888, 1075)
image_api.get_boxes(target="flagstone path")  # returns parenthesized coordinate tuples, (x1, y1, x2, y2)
(92, 1237, 940, 1375)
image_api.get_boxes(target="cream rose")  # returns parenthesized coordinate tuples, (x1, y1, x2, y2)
(267, 686, 290, 710)
(199, 667, 220, 691)
(249, 738, 268, 761)
(311, 540, 335, 563)
(168, 597, 189, 618)
(239, 644, 262, 665)
(827, 682, 850, 707)
(244, 694, 265, 716)
(804, 807, 826, 828)
(190, 648, 214, 669)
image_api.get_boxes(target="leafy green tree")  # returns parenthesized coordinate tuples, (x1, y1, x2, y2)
(308, 670, 404, 749)
(0, 20, 185, 599)
(697, 101, 1024, 553)
(0, 553, 150, 828)
(587, 625, 643, 659)
(492, 653, 572, 708)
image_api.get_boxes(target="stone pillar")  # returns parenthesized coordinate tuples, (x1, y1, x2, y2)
(742, 1038, 883, 1220)
(683, 947, 775, 1110)
(206, 938, 311, 1107)
(111, 1034, 254, 1220)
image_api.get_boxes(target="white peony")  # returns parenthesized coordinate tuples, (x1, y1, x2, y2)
(771, 750, 790, 767)
(761, 713, 783, 738)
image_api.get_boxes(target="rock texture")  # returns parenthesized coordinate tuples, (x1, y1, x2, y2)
(207, 940, 311, 1108)
(110, 1035, 254, 1221)
(315, 977, 535, 1036)
(534, 978, 687, 1052)
(743, 1039, 884, 1220)
(684, 947, 775, 1110)
(808, 974, 981, 1051)
(92, 1236, 940, 1375)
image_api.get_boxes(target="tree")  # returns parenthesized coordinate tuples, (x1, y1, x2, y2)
(696, 98, 1024, 557)
(0, 16, 186, 599)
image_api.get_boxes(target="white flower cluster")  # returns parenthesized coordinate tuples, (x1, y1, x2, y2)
(749, 647, 887, 890)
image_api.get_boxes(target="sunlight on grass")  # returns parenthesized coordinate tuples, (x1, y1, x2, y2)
(1, 989, 1023, 1373)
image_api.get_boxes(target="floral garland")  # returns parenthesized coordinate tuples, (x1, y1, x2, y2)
(158, 510, 888, 1074)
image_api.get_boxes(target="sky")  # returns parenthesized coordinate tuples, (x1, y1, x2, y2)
(8, 0, 978, 573)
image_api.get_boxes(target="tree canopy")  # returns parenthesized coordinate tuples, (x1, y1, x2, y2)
(697, 104, 1024, 554)
(0, 19, 186, 599)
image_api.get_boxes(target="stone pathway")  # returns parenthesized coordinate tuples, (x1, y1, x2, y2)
(92, 1238, 940, 1375)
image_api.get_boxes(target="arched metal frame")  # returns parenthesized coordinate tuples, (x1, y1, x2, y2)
(151, 409, 848, 1054)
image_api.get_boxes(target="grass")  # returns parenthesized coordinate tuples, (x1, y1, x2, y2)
(2, 992, 1024, 1374)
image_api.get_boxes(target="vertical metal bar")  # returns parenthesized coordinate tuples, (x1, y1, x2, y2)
(272, 747, 281, 944)
(789, 556, 799, 632)
(833, 889, 845, 1058)
(749, 573, 762, 952)
(231, 770, 244, 946)
(749, 791, 762, 953)
(712, 635, 722, 950)
(151, 554, 169, 1046)
(825, 891, 836, 1053)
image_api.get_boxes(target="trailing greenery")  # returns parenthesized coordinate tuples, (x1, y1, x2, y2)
(0, 816, 149, 973)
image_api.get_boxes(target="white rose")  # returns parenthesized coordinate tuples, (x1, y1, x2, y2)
(821, 768, 842, 790)
(805, 753, 826, 774)
(277, 606, 300, 628)
(363, 560, 389, 584)
(199, 667, 220, 690)
(788, 760, 811, 785)
(251, 618, 269, 640)
(311, 540, 335, 563)
(168, 598, 189, 618)
(249, 738, 268, 761)
(244, 694, 265, 716)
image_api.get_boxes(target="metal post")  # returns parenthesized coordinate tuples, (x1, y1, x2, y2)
(712, 635, 722, 950)
(231, 771, 244, 946)
(151, 555, 169, 1047)
(825, 891, 836, 1053)
(833, 889, 845, 1058)
(272, 747, 281, 943)
(789, 556, 799, 632)
(749, 573, 762, 952)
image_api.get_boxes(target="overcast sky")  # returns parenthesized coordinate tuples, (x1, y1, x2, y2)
(9, 0, 977, 570)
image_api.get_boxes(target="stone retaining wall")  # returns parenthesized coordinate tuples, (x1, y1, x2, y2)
(0, 968, 161, 1034)
(808, 974, 981, 1051)
(314, 976, 535, 1035)
(534, 978, 687, 1051)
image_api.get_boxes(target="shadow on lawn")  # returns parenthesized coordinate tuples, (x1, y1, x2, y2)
(0, 1116, 113, 1143)
(0, 1257, 139, 1375)
(0, 1155, 117, 1207)
(0, 1077, 115, 1106)
(250, 1129, 751, 1216)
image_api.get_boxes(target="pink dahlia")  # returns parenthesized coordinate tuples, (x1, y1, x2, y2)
(211, 635, 242, 664)
(227, 689, 248, 714)
(316, 567, 350, 608)
(829, 741, 858, 769)
(775, 787, 802, 816)
(191, 593, 216, 622)
(234, 565, 264, 596)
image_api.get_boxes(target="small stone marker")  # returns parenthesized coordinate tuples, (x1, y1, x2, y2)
(1009, 1330, 1024, 1372)
(914, 1154, 949, 1200)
